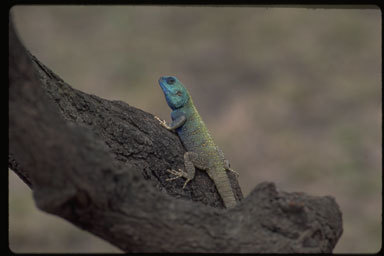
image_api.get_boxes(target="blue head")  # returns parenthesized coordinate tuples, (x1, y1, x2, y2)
(158, 76, 190, 110)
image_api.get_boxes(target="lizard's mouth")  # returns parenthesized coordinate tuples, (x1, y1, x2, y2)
(158, 76, 174, 94)
(158, 77, 167, 91)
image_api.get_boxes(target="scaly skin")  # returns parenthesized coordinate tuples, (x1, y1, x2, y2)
(156, 76, 238, 208)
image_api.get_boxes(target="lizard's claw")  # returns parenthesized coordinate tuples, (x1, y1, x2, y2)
(224, 159, 239, 177)
(182, 179, 192, 189)
(227, 168, 240, 177)
(166, 168, 184, 180)
(166, 169, 190, 189)
(154, 115, 171, 130)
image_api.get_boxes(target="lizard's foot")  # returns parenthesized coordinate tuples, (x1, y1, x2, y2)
(165, 169, 184, 181)
(224, 159, 239, 177)
(226, 167, 240, 177)
(166, 169, 191, 189)
(154, 115, 172, 130)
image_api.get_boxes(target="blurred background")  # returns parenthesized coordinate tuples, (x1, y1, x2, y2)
(9, 5, 381, 253)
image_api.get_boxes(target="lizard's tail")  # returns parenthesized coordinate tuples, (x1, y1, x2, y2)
(207, 169, 237, 208)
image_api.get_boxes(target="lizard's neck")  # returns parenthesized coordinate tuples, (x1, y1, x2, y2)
(181, 97, 198, 115)
(182, 96, 195, 109)
(171, 97, 196, 120)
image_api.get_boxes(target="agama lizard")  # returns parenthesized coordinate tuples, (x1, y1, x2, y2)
(155, 76, 239, 208)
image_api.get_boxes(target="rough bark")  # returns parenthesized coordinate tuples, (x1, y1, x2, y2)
(9, 18, 343, 253)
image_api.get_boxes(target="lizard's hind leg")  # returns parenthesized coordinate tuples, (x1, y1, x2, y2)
(166, 152, 208, 189)
(223, 159, 239, 177)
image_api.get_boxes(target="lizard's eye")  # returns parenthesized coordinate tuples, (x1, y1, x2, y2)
(166, 77, 176, 85)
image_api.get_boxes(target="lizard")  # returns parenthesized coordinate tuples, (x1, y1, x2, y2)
(155, 76, 239, 208)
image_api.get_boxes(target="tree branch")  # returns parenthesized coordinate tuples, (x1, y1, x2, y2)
(9, 17, 343, 253)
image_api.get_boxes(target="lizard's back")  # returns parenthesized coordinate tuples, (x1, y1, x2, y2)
(173, 103, 218, 163)
(159, 76, 237, 208)
(172, 103, 237, 208)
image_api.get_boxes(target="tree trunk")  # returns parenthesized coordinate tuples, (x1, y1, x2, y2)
(8, 17, 343, 253)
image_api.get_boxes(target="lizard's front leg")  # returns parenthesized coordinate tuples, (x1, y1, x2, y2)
(154, 115, 186, 131)
(166, 151, 208, 188)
